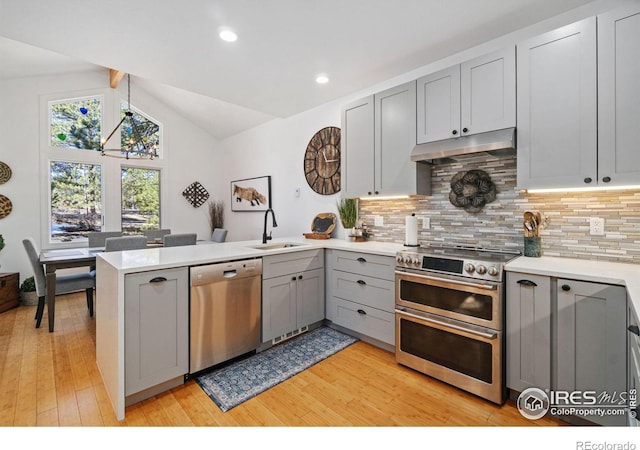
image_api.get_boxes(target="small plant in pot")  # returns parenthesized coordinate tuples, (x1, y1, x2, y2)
(336, 198, 357, 240)
(207, 200, 225, 238)
(20, 276, 39, 306)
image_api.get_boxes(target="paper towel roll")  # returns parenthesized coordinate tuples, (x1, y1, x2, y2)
(405, 214, 418, 246)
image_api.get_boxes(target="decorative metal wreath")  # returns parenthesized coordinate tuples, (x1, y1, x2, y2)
(448, 169, 497, 213)
(182, 181, 210, 208)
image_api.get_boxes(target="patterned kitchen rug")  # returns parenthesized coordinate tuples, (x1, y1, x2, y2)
(195, 326, 358, 412)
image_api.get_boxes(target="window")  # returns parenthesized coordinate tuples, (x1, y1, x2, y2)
(49, 97, 102, 151)
(121, 167, 161, 234)
(50, 161, 102, 243)
(44, 91, 164, 245)
(119, 103, 161, 158)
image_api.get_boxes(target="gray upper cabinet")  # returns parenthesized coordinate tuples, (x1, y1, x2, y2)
(598, 5, 640, 187)
(516, 17, 597, 190)
(417, 47, 515, 144)
(341, 81, 425, 198)
(341, 95, 374, 198)
(518, 5, 640, 190)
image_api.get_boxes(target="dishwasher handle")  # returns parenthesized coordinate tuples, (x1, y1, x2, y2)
(190, 259, 262, 286)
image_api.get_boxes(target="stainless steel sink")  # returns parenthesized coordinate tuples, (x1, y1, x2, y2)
(247, 242, 307, 250)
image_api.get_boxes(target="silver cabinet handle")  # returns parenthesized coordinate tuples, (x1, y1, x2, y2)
(395, 307, 497, 340)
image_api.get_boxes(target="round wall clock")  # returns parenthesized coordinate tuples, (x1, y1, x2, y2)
(304, 126, 341, 195)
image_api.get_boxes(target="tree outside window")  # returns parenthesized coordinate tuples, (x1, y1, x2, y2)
(50, 97, 101, 150)
(120, 104, 161, 157)
(121, 167, 160, 234)
(50, 162, 102, 243)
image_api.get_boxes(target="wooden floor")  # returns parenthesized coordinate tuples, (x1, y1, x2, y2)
(0, 292, 564, 427)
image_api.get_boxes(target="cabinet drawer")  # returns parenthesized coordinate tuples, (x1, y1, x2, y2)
(328, 250, 394, 280)
(263, 249, 324, 279)
(327, 296, 394, 346)
(0, 273, 20, 313)
(330, 271, 394, 313)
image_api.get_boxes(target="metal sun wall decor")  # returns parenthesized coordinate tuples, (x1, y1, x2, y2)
(448, 169, 497, 213)
(182, 181, 210, 208)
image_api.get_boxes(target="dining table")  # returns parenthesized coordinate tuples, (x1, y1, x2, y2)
(39, 247, 103, 332)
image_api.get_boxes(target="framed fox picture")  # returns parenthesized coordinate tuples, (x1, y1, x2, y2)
(231, 175, 272, 212)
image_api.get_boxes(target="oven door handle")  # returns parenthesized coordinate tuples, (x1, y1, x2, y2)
(395, 307, 498, 340)
(395, 270, 498, 291)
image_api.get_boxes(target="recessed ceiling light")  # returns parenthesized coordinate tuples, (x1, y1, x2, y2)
(315, 74, 329, 84)
(219, 29, 237, 42)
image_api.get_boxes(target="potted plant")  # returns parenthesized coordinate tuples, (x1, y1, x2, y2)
(207, 200, 225, 237)
(336, 198, 357, 240)
(20, 276, 38, 306)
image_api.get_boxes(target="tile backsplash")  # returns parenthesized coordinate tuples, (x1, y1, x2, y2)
(358, 154, 640, 263)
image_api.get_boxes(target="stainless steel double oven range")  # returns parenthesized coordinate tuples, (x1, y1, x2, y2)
(395, 244, 519, 404)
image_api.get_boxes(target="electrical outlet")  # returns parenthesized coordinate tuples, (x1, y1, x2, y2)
(421, 216, 430, 230)
(590, 217, 605, 236)
(374, 215, 384, 227)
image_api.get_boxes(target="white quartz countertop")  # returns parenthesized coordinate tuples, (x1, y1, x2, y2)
(96, 236, 404, 273)
(506, 255, 640, 316)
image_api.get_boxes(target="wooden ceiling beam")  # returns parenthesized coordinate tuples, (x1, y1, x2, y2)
(109, 69, 125, 88)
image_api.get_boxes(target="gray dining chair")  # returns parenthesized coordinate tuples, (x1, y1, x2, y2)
(143, 228, 171, 242)
(104, 235, 148, 252)
(163, 233, 197, 247)
(88, 231, 123, 248)
(22, 237, 96, 327)
(211, 228, 228, 243)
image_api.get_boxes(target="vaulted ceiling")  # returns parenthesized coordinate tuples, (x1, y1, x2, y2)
(0, 0, 596, 139)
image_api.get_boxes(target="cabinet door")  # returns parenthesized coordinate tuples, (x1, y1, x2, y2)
(598, 5, 640, 186)
(556, 279, 626, 426)
(124, 267, 188, 396)
(374, 81, 417, 196)
(516, 18, 597, 190)
(460, 47, 515, 136)
(416, 65, 460, 143)
(262, 274, 297, 342)
(506, 273, 551, 393)
(341, 95, 374, 197)
(296, 268, 325, 328)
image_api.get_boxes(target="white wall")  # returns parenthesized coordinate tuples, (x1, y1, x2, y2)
(0, 70, 222, 282)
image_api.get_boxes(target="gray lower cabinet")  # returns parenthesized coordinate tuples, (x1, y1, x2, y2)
(628, 302, 640, 427)
(506, 271, 628, 426)
(506, 273, 552, 393)
(325, 249, 395, 347)
(262, 249, 325, 343)
(124, 267, 189, 397)
(556, 279, 627, 426)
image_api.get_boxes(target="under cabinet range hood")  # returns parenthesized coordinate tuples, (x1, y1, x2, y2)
(411, 127, 516, 163)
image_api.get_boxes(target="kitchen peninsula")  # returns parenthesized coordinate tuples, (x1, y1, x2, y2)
(95, 237, 403, 420)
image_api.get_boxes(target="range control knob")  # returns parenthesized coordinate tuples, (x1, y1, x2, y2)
(396, 255, 404, 264)
(487, 266, 499, 277)
(476, 265, 487, 275)
(465, 263, 475, 273)
(412, 257, 421, 266)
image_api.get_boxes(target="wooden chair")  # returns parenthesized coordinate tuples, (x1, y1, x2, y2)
(22, 237, 96, 327)
(211, 228, 228, 243)
(163, 233, 197, 247)
(104, 235, 148, 252)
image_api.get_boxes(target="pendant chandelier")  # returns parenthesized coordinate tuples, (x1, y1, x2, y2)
(100, 74, 158, 160)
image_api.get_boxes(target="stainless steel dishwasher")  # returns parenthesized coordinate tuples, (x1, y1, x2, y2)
(189, 258, 262, 374)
